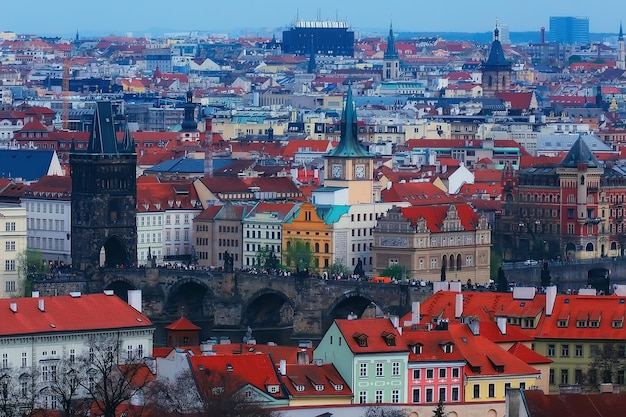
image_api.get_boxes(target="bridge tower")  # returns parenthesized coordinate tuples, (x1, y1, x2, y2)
(70, 101, 137, 271)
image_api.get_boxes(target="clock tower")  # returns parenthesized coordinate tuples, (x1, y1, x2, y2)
(324, 85, 375, 204)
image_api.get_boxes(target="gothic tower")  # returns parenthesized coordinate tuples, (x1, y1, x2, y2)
(383, 23, 400, 80)
(178, 90, 200, 143)
(481, 24, 511, 96)
(70, 101, 137, 270)
(324, 85, 375, 205)
(617, 21, 625, 70)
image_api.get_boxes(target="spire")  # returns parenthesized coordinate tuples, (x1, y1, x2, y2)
(180, 90, 198, 132)
(326, 85, 373, 158)
(560, 134, 601, 168)
(620, 21, 624, 41)
(87, 101, 119, 154)
(484, 22, 509, 68)
(122, 116, 134, 151)
(307, 38, 317, 74)
(384, 22, 398, 60)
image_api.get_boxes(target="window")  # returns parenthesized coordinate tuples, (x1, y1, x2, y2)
(439, 368, 446, 378)
(426, 368, 434, 379)
(4, 260, 15, 271)
(5, 241, 15, 251)
(413, 369, 421, 380)
(375, 390, 383, 403)
(412, 388, 420, 403)
(452, 386, 459, 401)
(473, 384, 480, 399)
(21, 352, 27, 367)
(5, 222, 15, 231)
(488, 383, 495, 398)
(439, 387, 446, 402)
(376, 362, 384, 377)
(561, 344, 569, 357)
(520, 382, 526, 390)
(359, 363, 367, 377)
(5, 281, 15, 293)
(69, 349, 75, 363)
(2, 354, 7, 368)
(561, 369, 569, 385)
(575, 345, 583, 357)
(426, 388, 434, 403)
(392, 362, 400, 376)
(392, 389, 400, 403)
(547, 344, 555, 357)
(452, 367, 460, 378)
(549, 369, 555, 384)
(359, 391, 367, 404)
(575, 369, 583, 384)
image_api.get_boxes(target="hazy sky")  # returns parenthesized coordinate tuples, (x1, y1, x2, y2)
(2, 0, 623, 37)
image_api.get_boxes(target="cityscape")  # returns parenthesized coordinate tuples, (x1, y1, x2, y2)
(2, 8, 626, 417)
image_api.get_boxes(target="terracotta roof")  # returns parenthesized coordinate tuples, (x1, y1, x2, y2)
(165, 316, 201, 331)
(284, 363, 352, 398)
(381, 182, 465, 205)
(0, 293, 153, 336)
(524, 390, 626, 417)
(508, 342, 552, 365)
(495, 92, 534, 110)
(403, 328, 465, 363)
(334, 318, 409, 354)
(399, 203, 479, 233)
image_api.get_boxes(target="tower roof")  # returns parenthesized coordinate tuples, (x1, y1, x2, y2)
(620, 21, 624, 41)
(384, 23, 399, 60)
(326, 86, 374, 158)
(560, 134, 601, 168)
(483, 26, 510, 69)
(87, 101, 119, 154)
(180, 90, 198, 132)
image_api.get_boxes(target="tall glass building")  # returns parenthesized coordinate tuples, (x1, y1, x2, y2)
(548, 16, 590, 44)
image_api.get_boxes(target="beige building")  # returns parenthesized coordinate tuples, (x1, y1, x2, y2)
(0, 203, 27, 297)
(373, 204, 491, 284)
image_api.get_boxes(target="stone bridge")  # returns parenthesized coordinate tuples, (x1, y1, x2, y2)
(34, 268, 429, 340)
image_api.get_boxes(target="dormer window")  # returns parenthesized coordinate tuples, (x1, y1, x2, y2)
(334, 384, 343, 391)
(612, 320, 623, 328)
(442, 343, 454, 353)
(314, 384, 324, 391)
(589, 320, 600, 328)
(410, 343, 423, 354)
(353, 333, 368, 347)
(296, 385, 305, 392)
(267, 385, 279, 394)
(558, 319, 568, 328)
(576, 320, 586, 328)
(382, 331, 396, 346)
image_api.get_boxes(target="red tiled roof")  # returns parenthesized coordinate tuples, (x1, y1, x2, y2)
(284, 363, 352, 398)
(165, 316, 201, 331)
(0, 294, 153, 336)
(399, 203, 478, 233)
(381, 182, 464, 205)
(334, 318, 409, 354)
(403, 329, 465, 363)
(524, 390, 626, 417)
(495, 92, 534, 110)
(508, 342, 552, 364)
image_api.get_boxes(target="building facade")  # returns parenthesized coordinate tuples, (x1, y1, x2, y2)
(0, 203, 26, 297)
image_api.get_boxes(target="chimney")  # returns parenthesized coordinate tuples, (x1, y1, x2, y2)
(497, 316, 507, 335)
(38, 298, 45, 312)
(412, 302, 420, 325)
(279, 359, 287, 376)
(9, 302, 17, 313)
(204, 117, 214, 178)
(469, 318, 480, 336)
(31, 291, 39, 297)
(127, 289, 142, 313)
(546, 285, 557, 316)
(296, 350, 309, 364)
(455, 293, 463, 318)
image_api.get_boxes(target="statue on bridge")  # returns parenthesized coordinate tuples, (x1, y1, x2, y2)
(223, 250, 234, 273)
(353, 258, 365, 278)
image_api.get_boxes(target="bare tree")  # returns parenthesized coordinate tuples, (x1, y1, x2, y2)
(0, 367, 39, 417)
(42, 356, 88, 417)
(77, 336, 153, 417)
(149, 368, 277, 417)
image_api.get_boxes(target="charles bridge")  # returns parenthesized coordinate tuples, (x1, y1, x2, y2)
(32, 258, 626, 342)
(33, 268, 430, 340)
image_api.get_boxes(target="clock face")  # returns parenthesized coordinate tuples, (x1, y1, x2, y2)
(355, 165, 366, 179)
(332, 164, 342, 178)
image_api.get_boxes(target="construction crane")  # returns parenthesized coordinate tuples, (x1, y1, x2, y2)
(62, 59, 70, 130)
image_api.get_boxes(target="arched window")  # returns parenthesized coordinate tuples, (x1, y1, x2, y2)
(324, 243, 329, 253)
(315, 243, 320, 253)
(488, 75, 493, 87)
(442, 255, 447, 268)
(457, 254, 462, 270)
(449, 254, 455, 270)
(580, 175, 585, 185)
(586, 242, 594, 252)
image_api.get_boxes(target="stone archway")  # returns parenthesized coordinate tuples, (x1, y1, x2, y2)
(99, 236, 128, 267)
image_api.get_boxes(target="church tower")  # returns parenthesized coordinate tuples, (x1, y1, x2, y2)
(617, 21, 625, 70)
(383, 23, 400, 80)
(481, 24, 511, 96)
(70, 102, 137, 270)
(178, 90, 200, 143)
(324, 85, 375, 205)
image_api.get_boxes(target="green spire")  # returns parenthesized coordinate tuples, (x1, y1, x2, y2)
(619, 21, 624, 41)
(326, 85, 373, 158)
(384, 22, 398, 60)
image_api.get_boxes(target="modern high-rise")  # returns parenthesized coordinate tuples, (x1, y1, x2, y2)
(282, 20, 354, 57)
(548, 16, 590, 44)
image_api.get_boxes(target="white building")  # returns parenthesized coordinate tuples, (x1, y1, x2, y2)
(22, 176, 72, 266)
(0, 203, 26, 297)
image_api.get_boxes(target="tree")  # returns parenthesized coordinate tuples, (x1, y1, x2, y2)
(0, 367, 39, 417)
(284, 238, 315, 275)
(150, 369, 276, 417)
(256, 246, 280, 271)
(496, 266, 508, 292)
(328, 258, 350, 277)
(78, 336, 153, 417)
(380, 264, 410, 282)
(363, 406, 407, 417)
(432, 398, 447, 417)
(16, 249, 48, 296)
(586, 343, 626, 389)
(43, 356, 89, 417)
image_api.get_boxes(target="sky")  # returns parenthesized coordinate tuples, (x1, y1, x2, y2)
(2, 0, 624, 37)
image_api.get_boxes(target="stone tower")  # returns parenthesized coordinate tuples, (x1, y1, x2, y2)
(481, 25, 511, 96)
(70, 101, 137, 271)
(383, 23, 400, 80)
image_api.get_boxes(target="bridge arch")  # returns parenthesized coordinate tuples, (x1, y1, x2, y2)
(241, 289, 295, 328)
(165, 278, 214, 320)
(104, 278, 138, 301)
(324, 291, 385, 331)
